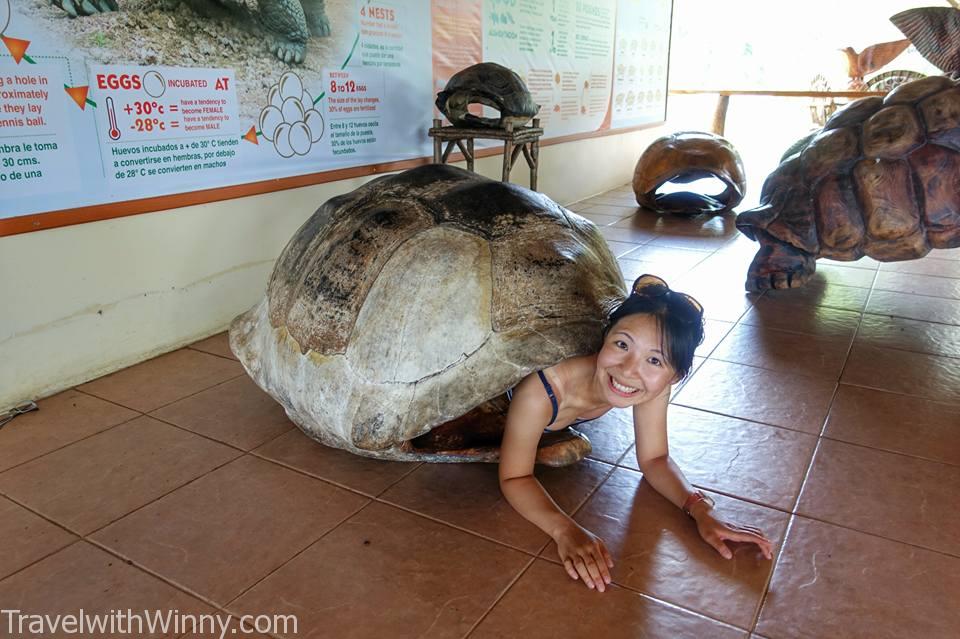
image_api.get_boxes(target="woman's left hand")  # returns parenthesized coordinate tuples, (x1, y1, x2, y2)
(691, 505, 773, 560)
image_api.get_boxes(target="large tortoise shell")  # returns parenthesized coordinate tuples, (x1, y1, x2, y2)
(230, 164, 625, 461)
(633, 131, 746, 214)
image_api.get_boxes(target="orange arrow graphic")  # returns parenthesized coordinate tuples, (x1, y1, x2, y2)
(242, 125, 259, 145)
(64, 86, 90, 110)
(1, 35, 30, 63)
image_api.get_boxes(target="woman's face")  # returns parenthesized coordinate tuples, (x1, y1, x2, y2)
(594, 313, 678, 407)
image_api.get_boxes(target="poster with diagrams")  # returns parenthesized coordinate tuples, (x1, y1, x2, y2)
(0, 0, 672, 227)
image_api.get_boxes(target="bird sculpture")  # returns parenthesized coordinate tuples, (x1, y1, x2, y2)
(840, 39, 912, 90)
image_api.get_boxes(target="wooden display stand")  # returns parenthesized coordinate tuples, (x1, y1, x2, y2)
(428, 118, 544, 190)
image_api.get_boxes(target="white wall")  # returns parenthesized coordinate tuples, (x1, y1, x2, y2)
(0, 126, 662, 410)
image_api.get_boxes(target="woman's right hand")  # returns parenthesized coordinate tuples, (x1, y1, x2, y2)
(554, 522, 614, 592)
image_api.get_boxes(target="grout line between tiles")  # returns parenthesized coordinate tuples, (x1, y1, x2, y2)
(870, 285, 960, 302)
(370, 497, 547, 558)
(566, 458, 620, 520)
(836, 379, 960, 406)
(790, 427, 828, 517)
(371, 461, 425, 497)
(783, 510, 960, 560)
(0, 411, 143, 476)
(861, 304, 960, 327)
(735, 317, 861, 341)
(0, 523, 80, 584)
(78, 451, 246, 539)
(620, 589, 752, 636)
(460, 554, 538, 639)
(81, 535, 274, 632)
(75, 370, 248, 415)
(243, 448, 419, 501)
(221, 498, 376, 613)
(814, 433, 960, 469)
(84, 497, 376, 639)
(465, 553, 752, 638)
(605, 461, 799, 517)
(78, 537, 226, 612)
(667, 401, 823, 439)
(72, 387, 152, 415)
(847, 337, 960, 361)
(703, 350, 848, 383)
(153, 372, 250, 412)
(0, 532, 241, 630)
(750, 513, 800, 633)
(535, 461, 792, 633)
(368, 458, 620, 560)
(185, 344, 239, 362)
(595, 572, 758, 634)
(145, 411, 296, 456)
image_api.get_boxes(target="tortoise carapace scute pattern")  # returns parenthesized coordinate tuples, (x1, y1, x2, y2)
(436, 62, 540, 129)
(736, 75, 960, 291)
(632, 131, 746, 215)
(230, 164, 626, 465)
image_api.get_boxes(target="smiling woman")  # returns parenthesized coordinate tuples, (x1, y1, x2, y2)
(499, 273, 775, 591)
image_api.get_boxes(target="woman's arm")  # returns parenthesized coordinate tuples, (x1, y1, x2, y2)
(633, 392, 773, 560)
(499, 377, 571, 538)
(632, 388, 696, 506)
(499, 373, 613, 591)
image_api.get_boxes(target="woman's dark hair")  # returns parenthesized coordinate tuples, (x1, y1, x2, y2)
(603, 276, 705, 381)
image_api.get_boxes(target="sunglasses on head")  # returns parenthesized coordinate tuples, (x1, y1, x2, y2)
(631, 274, 703, 323)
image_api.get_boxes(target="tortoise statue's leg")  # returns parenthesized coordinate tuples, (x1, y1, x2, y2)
(260, 0, 310, 64)
(302, 0, 331, 36)
(51, 0, 118, 17)
(746, 231, 817, 292)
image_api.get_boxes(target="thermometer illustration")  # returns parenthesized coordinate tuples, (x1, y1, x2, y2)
(106, 96, 121, 140)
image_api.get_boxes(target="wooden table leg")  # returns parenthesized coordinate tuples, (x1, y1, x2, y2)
(442, 140, 456, 163)
(522, 144, 535, 190)
(432, 118, 442, 163)
(712, 95, 730, 136)
(531, 137, 540, 191)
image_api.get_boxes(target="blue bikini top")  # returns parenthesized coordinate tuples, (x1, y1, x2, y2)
(507, 370, 598, 430)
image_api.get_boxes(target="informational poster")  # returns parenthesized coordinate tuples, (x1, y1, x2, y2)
(0, 0, 671, 228)
(610, 0, 672, 128)
(481, 0, 617, 136)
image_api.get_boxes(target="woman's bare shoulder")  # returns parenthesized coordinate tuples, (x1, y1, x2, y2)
(545, 354, 597, 401)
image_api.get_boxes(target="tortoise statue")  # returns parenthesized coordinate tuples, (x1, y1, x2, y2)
(436, 62, 540, 129)
(50, 0, 330, 64)
(229, 164, 625, 465)
(632, 131, 746, 215)
(736, 74, 960, 291)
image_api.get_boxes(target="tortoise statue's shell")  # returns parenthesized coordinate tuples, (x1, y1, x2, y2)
(736, 75, 960, 291)
(632, 131, 746, 214)
(230, 164, 626, 463)
(436, 62, 540, 129)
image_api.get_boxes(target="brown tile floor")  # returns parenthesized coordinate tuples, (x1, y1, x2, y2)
(2, 186, 959, 638)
